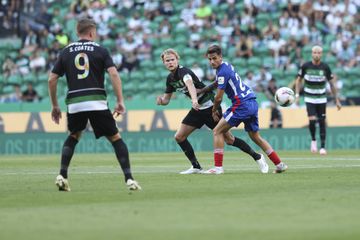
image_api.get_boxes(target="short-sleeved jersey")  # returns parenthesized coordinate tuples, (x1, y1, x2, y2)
(298, 61, 332, 104)
(216, 62, 256, 106)
(165, 65, 214, 109)
(52, 39, 115, 113)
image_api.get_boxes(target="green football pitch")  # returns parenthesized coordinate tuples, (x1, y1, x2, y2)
(1, 150, 360, 240)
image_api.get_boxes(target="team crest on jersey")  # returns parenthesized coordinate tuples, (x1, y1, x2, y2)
(217, 76, 225, 84)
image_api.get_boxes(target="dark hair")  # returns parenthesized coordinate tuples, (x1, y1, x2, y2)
(77, 18, 96, 35)
(206, 44, 222, 55)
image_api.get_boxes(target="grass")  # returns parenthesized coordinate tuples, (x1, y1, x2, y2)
(1, 150, 360, 240)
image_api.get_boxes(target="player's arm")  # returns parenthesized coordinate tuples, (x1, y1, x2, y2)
(48, 72, 61, 124)
(156, 93, 172, 106)
(328, 75, 342, 111)
(196, 81, 218, 95)
(183, 74, 200, 110)
(107, 66, 126, 117)
(294, 76, 302, 105)
(212, 88, 225, 122)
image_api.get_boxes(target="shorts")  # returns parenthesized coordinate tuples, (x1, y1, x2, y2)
(306, 102, 326, 119)
(67, 110, 119, 139)
(223, 99, 259, 132)
(182, 106, 222, 129)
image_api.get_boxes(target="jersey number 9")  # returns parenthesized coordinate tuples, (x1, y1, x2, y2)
(74, 53, 89, 79)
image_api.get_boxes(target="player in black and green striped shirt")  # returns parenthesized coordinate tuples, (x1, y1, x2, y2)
(295, 45, 342, 155)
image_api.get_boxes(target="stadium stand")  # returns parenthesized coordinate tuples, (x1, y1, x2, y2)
(0, 0, 359, 107)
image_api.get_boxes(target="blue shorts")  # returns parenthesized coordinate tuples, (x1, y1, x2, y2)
(223, 99, 259, 132)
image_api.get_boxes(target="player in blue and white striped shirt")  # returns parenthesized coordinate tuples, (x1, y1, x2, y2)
(203, 45, 288, 174)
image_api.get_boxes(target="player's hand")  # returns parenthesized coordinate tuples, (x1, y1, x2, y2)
(295, 97, 300, 106)
(113, 102, 126, 118)
(336, 98, 342, 111)
(192, 100, 200, 111)
(51, 106, 62, 124)
(156, 96, 163, 105)
(212, 110, 220, 122)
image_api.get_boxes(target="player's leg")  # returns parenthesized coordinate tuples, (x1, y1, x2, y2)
(223, 131, 268, 173)
(248, 131, 287, 173)
(106, 133, 141, 190)
(90, 110, 140, 190)
(203, 118, 231, 174)
(317, 103, 327, 155)
(175, 123, 202, 173)
(177, 109, 205, 174)
(56, 112, 87, 191)
(205, 105, 262, 162)
(306, 103, 318, 153)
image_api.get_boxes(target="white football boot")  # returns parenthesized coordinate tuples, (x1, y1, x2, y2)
(273, 162, 288, 174)
(311, 140, 318, 153)
(319, 148, 327, 155)
(202, 167, 224, 175)
(55, 175, 71, 192)
(179, 167, 203, 174)
(126, 179, 142, 191)
(255, 154, 269, 173)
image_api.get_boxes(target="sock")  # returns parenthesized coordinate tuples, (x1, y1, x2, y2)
(267, 150, 281, 166)
(60, 136, 78, 179)
(232, 137, 261, 160)
(178, 139, 201, 169)
(318, 118, 326, 148)
(214, 148, 224, 167)
(309, 120, 316, 141)
(112, 139, 133, 182)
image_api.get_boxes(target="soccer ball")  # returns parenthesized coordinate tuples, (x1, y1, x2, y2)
(274, 87, 295, 107)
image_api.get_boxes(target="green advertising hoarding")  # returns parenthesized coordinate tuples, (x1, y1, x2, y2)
(0, 127, 359, 155)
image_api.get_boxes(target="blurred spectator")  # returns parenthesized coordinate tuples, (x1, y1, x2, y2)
(265, 78, 282, 128)
(29, 49, 46, 74)
(2, 56, 17, 78)
(191, 63, 205, 82)
(111, 47, 123, 70)
(215, 16, 234, 45)
(0, 84, 22, 103)
(195, 0, 212, 19)
(22, 82, 40, 102)
(336, 40, 355, 68)
(243, 70, 264, 93)
(188, 25, 202, 49)
(69, 0, 90, 18)
(54, 28, 69, 48)
(268, 31, 286, 58)
(21, 27, 38, 54)
(235, 34, 253, 59)
(254, 66, 272, 90)
(47, 40, 62, 70)
(15, 51, 30, 76)
(144, 0, 159, 20)
(159, 1, 174, 16)
(157, 18, 172, 38)
(137, 35, 152, 60)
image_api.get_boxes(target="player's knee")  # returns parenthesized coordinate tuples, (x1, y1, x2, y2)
(224, 135, 234, 145)
(174, 133, 185, 143)
(71, 132, 82, 141)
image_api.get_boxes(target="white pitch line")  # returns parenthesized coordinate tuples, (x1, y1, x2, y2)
(1, 164, 360, 176)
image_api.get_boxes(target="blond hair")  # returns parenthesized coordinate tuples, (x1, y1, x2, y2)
(312, 45, 323, 52)
(160, 48, 180, 61)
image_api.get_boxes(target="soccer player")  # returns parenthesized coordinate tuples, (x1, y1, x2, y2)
(204, 44, 288, 174)
(48, 18, 141, 191)
(294, 45, 342, 155)
(156, 48, 269, 174)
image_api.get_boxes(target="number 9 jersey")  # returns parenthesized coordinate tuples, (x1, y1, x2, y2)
(216, 62, 256, 106)
(51, 39, 115, 113)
